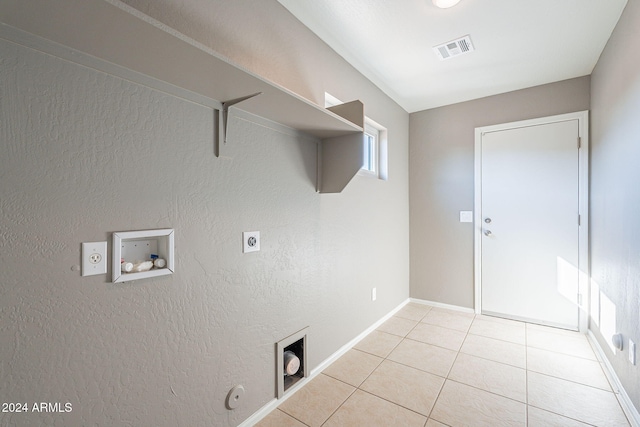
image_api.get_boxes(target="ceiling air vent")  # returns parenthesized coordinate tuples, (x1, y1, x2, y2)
(433, 35, 474, 60)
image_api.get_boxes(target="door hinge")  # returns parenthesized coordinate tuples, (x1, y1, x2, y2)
(577, 293, 583, 305)
(578, 137, 582, 149)
(578, 214, 581, 226)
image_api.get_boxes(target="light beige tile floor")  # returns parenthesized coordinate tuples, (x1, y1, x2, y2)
(256, 303, 631, 427)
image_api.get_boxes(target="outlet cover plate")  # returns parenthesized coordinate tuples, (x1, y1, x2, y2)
(460, 211, 473, 223)
(243, 231, 260, 253)
(82, 241, 107, 276)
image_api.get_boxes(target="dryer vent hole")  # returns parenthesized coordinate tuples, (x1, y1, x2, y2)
(276, 328, 308, 399)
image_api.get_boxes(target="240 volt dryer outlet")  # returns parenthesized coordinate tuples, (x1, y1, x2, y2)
(243, 231, 260, 253)
(82, 241, 107, 276)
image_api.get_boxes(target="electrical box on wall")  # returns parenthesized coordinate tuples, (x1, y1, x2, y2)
(112, 229, 174, 283)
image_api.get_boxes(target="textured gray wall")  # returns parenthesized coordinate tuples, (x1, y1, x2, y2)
(0, 2, 409, 426)
(590, 0, 640, 413)
(409, 77, 590, 308)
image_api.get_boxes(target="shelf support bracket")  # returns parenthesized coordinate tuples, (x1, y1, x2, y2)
(215, 92, 262, 157)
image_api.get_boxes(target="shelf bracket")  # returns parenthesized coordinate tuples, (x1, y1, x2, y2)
(215, 92, 262, 157)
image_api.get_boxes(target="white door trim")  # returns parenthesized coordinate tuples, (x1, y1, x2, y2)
(474, 111, 589, 332)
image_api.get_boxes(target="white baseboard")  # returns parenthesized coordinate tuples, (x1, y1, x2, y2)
(238, 298, 411, 427)
(587, 330, 640, 427)
(409, 297, 475, 314)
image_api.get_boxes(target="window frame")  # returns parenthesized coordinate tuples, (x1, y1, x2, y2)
(359, 122, 380, 177)
(324, 93, 387, 180)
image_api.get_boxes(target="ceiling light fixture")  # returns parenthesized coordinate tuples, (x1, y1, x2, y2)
(432, 0, 461, 8)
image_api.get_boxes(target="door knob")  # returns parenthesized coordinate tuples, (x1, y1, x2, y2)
(484, 230, 492, 236)
(484, 218, 492, 224)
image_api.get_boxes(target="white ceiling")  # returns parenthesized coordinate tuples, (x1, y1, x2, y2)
(277, 0, 627, 113)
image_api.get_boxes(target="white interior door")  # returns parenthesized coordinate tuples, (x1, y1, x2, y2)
(480, 119, 580, 329)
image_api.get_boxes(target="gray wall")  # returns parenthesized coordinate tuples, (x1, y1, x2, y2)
(0, 1, 409, 426)
(409, 76, 591, 308)
(590, 0, 640, 412)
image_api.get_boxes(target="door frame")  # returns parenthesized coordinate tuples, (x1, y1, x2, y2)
(474, 111, 589, 332)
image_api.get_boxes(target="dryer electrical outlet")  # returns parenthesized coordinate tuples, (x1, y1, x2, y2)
(243, 231, 260, 253)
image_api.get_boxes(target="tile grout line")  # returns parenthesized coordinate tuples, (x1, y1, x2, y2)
(435, 315, 530, 424)
(527, 370, 620, 393)
(399, 310, 535, 422)
(356, 309, 438, 422)
(402, 337, 464, 353)
(466, 330, 526, 346)
(441, 378, 528, 406)
(526, 404, 602, 427)
(318, 378, 357, 427)
(354, 389, 429, 421)
(424, 314, 475, 425)
(364, 310, 434, 420)
(526, 343, 607, 362)
(324, 309, 438, 425)
(524, 324, 625, 427)
(287, 409, 312, 427)
(442, 319, 607, 426)
(321, 313, 428, 426)
(421, 316, 604, 424)
(276, 406, 312, 427)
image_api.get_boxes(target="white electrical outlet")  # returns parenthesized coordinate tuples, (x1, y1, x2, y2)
(372, 287, 377, 301)
(242, 231, 260, 253)
(630, 339, 636, 365)
(82, 241, 107, 276)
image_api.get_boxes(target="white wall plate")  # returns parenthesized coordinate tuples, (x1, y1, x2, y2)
(82, 241, 107, 276)
(459, 211, 473, 223)
(243, 231, 260, 253)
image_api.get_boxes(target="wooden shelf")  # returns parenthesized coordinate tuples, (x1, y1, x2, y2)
(0, 0, 365, 193)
